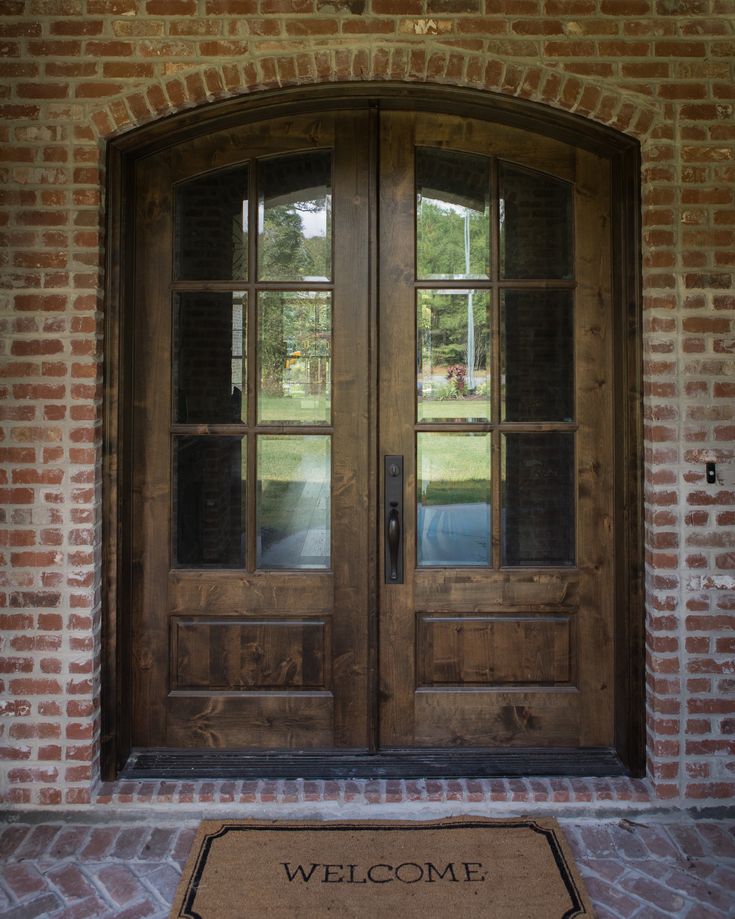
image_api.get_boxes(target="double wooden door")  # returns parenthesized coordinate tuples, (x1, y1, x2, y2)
(131, 108, 614, 756)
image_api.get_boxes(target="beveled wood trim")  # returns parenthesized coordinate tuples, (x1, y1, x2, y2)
(103, 83, 643, 780)
(612, 141, 645, 777)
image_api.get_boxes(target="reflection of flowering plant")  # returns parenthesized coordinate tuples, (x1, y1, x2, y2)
(446, 364, 467, 393)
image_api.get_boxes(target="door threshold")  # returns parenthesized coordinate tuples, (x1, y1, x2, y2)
(122, 747, 628, 780)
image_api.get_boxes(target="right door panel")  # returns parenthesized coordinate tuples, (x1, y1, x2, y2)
(378, 111, 614, 750)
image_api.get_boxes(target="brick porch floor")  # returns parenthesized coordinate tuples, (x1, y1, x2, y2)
(1, 789, 733, 917)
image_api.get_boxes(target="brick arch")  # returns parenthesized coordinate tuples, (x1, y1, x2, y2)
(90, 46, 661, 142)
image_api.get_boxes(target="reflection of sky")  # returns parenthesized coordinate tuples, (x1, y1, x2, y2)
(299, 205, 327, 239)
(423, 197, 475, 218)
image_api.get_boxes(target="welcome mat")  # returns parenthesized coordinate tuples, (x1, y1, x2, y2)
(171, 818, 596, 918)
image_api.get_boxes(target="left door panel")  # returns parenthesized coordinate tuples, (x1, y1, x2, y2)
(131, 112, 371, 750)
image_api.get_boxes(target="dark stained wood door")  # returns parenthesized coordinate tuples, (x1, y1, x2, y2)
(131, 112, 372, 749)
(378, 112, 615, 750)
(131, 106, 615, 756)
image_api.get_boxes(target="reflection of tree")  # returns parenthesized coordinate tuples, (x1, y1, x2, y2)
(419, 293, 489, 378)
(261, 203, 316, 280)
(260, 292, 330, 397)
(418, 200, 488, 278)
(260, 199, 330, 281)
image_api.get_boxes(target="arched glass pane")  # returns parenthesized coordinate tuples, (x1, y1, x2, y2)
(499, 163, 573, 280)
(174, 165, 248, 281)
(258, 152, 331, 282)
(416, 148, 490, 280)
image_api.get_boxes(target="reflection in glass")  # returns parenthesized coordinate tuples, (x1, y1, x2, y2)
(417, 290, 490, 422)
(257, 291, 331, 424)
(502, 433, 574, 567)
(417, 433, 491, 566)
(258, 152, 331, 281)
(499, 163, 573, 280)
(174, 437, 244, 568)
(502, 290, 574, 422)
(174, 292, 246, 424)
(257, 435, 330, 569)
(174, 165, 248, 281)
(416, 148, 490, 280)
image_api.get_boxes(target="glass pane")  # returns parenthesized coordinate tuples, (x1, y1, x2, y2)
(501, 290, 574, 422)
(257, 291, 331, 425)
(258, 152, 331, 281)
(174, 436, 244, 568)
(174, 165, 248, 281)
(417, 433, 491, 567)
(502, 433, 574, 567)
(257, 435, 330, 569)
(416, 148, 490, 280)
(417, 289, 490, 422)
(174, 292, 246, 424)
(499, 163, 573, 280)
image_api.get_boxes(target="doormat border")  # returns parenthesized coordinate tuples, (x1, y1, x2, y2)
(173, 818, 594, 919)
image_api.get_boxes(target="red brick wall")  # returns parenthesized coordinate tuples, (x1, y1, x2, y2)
(1, 0, 734, 806)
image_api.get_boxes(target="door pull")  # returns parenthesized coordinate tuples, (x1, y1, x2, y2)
(384, 455, 404, 584)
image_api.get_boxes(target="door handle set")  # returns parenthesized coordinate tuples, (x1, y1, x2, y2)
(384, 455, 404, 584)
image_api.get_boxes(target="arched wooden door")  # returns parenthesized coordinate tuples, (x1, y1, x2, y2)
(127, 103, 622, 769)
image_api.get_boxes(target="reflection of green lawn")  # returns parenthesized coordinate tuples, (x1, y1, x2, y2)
(420, 480, 490, 506)
(418, 396, 490, 422)
(256, 431, 492, 513)
(258, 393, 330, 424)
(257, 436, 330, 545)
(418, 432, 491, 505)
(258, 434, 330, 481)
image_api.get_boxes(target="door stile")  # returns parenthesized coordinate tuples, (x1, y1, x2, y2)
(245, 156, 258, 575)
(367, 103, 380, 754)
(331, 110, 372, 747)
(574, 147, 615, 747)
(378, 111, 419, 747)
(132, 149, 174, 747)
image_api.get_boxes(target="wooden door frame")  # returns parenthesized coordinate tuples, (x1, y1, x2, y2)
(103, 83, 644, 780)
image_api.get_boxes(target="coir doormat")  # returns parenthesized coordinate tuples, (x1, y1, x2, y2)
(171, 818, 596, 918)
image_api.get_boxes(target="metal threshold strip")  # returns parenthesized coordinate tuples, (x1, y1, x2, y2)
(122, 748, 627, 780)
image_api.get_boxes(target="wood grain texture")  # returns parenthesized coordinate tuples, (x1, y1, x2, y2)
(117, 95, 639, 768)
(417, 614, 573, 687)
(378, 111, 615, 752)
(131, 113, 371, 751)
(166, 695, 334, 749)
(414, 690, 580, 748)
(172, 617, 330, 691)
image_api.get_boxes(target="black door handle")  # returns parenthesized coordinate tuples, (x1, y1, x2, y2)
(384, 455, 403, 584)
(387, 505, 400, 581)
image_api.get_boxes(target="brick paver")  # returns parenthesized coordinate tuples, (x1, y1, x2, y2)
(0, 816, 732, 917)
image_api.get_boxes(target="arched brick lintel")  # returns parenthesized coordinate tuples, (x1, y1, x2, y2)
(89, 48, 660, 143)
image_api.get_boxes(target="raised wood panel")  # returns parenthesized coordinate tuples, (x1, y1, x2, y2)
(413, 690, 580, 747)
(415, 570, 580, 612)
(171, 617, 329, 691)
(166, 695, 334, 749)
(417, 614, 573, 687)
